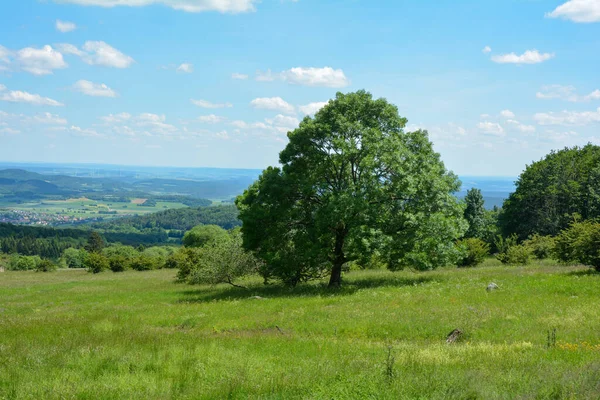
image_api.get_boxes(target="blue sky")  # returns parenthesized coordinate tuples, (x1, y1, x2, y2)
(0, 0, 599, 176)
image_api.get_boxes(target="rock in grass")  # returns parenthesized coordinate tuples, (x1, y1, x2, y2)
(250, 296, 266, 300)
(446, 329, 463, 344)
(487, 282, 499, 291)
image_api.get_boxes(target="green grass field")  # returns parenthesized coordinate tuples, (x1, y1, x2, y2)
(1, 263, 599, 399)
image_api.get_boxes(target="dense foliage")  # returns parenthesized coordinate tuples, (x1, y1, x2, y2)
(237, 91, 466, 287)
(554, 220, 600, 270)
(456, 238, 489, 268)
(91, 205, 240, 232)
(499, 144, 600, 239)
(495, 235, 531, 265)
(176, 229, 261, 287)
(182, 225, 229, 248)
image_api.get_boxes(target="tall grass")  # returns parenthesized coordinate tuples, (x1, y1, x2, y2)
(1, 262, 599, 399)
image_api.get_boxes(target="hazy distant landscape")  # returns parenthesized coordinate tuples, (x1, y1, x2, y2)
(0, 163, 513, 228)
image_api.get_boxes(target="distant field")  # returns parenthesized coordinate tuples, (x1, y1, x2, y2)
(1, 262, 599, 399)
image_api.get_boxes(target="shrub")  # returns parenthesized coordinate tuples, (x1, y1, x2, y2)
(524, 234, 555, 260)
(36, 259, 57, 272)
(108, 255, 129, 272)
(176, 230, 261, 286)
(130, 254, 160, 271)
(456, 238, 489, 268)
(62, 248, 87, 269)
(171, 248, 205, 281)
(554, 220, 600, 270)
(495, 235, 531, 265)
(8, 255, 41, 271)
(84, 252, 109, 274)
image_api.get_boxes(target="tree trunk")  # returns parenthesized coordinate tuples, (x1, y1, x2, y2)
(328, 230, 346, 288)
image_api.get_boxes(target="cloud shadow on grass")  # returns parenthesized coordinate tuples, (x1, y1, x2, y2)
(177, 273, 438, 304)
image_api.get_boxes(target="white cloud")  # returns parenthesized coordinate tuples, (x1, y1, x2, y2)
(491, 49, 554, 65)
(16, 45, 68, 75)
(482, 46, 492, 54)
(100, 112, 178, 136)
(255, 67, 350, 88)
(33, 112, 68, 125)
(176, 63, 193, 73)
(0, 90, 64, 106)
(299, 101, 328, 115)
(265, 114, 299, 131)
(477, 121, 505, 136)
(81, 41, 134, 68)
(68, 125, 102, 137)
(500, 109, 515, 118)
(56, 20, 77, 32)
(0, 127, 20, 135)
(73, 80, 118, 97)
(0, 84, 5, 91)
(534, 107, 600, 126)
(100, 113, 131, 123)
(536, 85, 600, 102)
(517, 124, 536, 133)
(250, 97, 295, 114)
(191, 99, 233, 108)
(51, 0, 258, 13)
(55, 43, 84, 56)
(231, 72, 248, 80)
(547, 0, 600, 23)
(215, 130, 230, 140)
(198, 114, 226, 124)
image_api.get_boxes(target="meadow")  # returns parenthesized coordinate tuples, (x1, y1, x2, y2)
(1, 262, 599, 399)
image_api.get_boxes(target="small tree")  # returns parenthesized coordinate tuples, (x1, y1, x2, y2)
(456, 238, 489, 268)
(463, 188, 486, 239)
(85, 232, 105, 253)
(36, 259, 57, 272)
(183, 225, 229, 248)
(186, 229, 262, 287)
(62, 248, 87, 269)
(84, 252, 109, 274)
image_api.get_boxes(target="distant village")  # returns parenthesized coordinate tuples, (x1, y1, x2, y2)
(0, 209, 105, 227)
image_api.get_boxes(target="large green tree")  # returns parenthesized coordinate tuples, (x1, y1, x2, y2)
(236, 91, 466, 287)
(499, 144, 600, 239)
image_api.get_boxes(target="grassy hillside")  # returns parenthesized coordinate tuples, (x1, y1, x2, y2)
(1, 263, 599, 399)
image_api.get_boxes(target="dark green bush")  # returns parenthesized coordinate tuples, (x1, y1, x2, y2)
(456, 238, 489, 268)
(36, 259, 57, 272)
(130, 254, 160, 271)
(524, 234, 555, 260)
(495, 235, 531, 265)
(554, 221, 600, 270)
(108, 255, 129, 272)
(84, 252, 109, 274)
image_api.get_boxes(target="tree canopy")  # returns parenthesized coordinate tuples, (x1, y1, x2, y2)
(236, 90, 466, 287)
(499, 144, 600, 239)
(182, 225, 229, 248)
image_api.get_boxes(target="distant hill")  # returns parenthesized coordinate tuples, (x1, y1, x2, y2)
(0, 168, 254, 202)
(90, 205, 240, 232)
